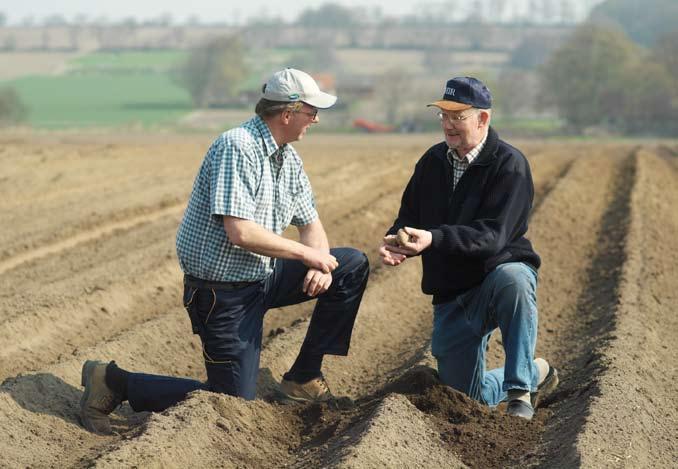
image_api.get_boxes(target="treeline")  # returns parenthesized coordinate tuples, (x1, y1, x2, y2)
(539, 0, 677, 134)
(169, 27, 678, 137)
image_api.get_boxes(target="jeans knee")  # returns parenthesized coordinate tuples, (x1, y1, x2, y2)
(336, 248, 369, 280)
(327, 249, 369, 301)
(346, 247, 370, 270)
(492, 263, 536, 302)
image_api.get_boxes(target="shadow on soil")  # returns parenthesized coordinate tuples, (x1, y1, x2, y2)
(1, 372, 147, 433)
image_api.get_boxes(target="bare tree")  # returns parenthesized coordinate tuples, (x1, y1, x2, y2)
(176, 35, 249, 108)
(0, 87, 28, 126)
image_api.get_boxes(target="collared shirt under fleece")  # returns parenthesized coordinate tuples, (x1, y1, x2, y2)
(447, 134, 487, 190)
(387, 126, 541, 304)
(176, 115, 318, 282)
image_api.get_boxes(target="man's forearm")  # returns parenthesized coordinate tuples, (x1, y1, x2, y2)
(224, 218, 309, 261)
(298, 219, 330, 252)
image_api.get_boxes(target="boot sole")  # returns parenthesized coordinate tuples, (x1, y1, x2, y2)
(80, 360, 96, 408)
(273, 388, 318, 405)
(79, 360, 106, 434)
(273, 387, 335, 405)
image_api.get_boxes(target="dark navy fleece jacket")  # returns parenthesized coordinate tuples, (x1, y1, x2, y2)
(387, 127, 541, 304)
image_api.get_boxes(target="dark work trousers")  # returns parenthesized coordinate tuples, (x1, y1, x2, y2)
(126, 247, 369, 412)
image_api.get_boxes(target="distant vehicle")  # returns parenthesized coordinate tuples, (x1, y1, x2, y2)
(353, 118, 395, 133)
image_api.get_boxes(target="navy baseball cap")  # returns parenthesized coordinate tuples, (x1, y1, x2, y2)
(427, 77, 492, 111)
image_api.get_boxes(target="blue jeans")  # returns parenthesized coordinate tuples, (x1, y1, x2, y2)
(126, 247, 369, 412)
(431, 262, 540, 407)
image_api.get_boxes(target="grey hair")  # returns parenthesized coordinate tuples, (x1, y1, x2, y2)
(255, 98, 303, 118)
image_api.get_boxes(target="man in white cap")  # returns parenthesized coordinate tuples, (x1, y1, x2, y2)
(379, 77, 558, 420)
(79, 69, 370, 434)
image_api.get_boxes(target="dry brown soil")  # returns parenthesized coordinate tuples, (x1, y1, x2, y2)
(0, 132, 676, 468)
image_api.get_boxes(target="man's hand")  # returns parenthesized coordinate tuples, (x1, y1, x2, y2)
(303, 268, 332, 297)
(383, 227, 432, 257)
(302, 247, 338, 273)
(379, 237, 407, 266)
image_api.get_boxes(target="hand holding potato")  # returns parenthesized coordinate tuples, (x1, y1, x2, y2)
(383, 227, 432, 257)
(383, 228, 411, 247)
(380, 228, 409, 266)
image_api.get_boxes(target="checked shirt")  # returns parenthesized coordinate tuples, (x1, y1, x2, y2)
(447, 133, 487, 190)
(176, 116, 318, 282)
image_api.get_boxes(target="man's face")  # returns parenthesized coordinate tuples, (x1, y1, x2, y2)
(288, 103, 318, 142)
(440, 109, 487, 153)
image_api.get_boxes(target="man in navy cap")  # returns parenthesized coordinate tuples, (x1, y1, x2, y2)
(379, 76, 558, 420)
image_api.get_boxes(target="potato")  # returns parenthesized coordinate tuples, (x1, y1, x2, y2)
(384, 235, 399, 247)
(397, 228, 410, 246)
(384, 228, 411, 247)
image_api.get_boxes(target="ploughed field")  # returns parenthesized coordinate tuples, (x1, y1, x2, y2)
(0, 133, 676, 468)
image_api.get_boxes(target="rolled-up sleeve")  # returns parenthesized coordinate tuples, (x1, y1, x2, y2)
(210, 137, 258, 220)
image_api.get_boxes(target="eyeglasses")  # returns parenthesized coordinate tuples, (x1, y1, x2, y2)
(437, 111, 474, 124)
(295, 108, 318, 120)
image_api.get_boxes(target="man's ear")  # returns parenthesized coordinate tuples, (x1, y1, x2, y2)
(280, 109, 293, 125)
(478, 110, 491, 127)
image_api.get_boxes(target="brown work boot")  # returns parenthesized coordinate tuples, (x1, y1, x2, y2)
(79, 360, 122, 435)
(278, 375, 333, 403)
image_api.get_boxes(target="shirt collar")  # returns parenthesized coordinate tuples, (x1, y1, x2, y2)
(251, 115, 287, 161)
(447, 133, 488, 164)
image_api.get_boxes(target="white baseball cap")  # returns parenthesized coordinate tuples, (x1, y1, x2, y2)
(262, 68, 337, 109)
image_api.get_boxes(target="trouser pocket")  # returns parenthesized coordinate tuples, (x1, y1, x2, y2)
(183, 285, 207, 337)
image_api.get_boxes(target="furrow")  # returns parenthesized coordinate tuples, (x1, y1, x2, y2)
(0, 215, 184, 380)
(531, 158, 575, 218)
(0, 203, 184, 276)
(533, 147, 636, 467)
(574, 148, 678, 468)
(298, 394, 462, 468)
(0, 140, 203, 263)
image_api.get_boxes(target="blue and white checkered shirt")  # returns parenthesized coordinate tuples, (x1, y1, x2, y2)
(176, 116, 318, 282)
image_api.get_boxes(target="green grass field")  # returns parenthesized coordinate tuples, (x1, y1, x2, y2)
(4, 49, 303, 129)
(10, 74, 191, 128)
(5, 51, 191, 128)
